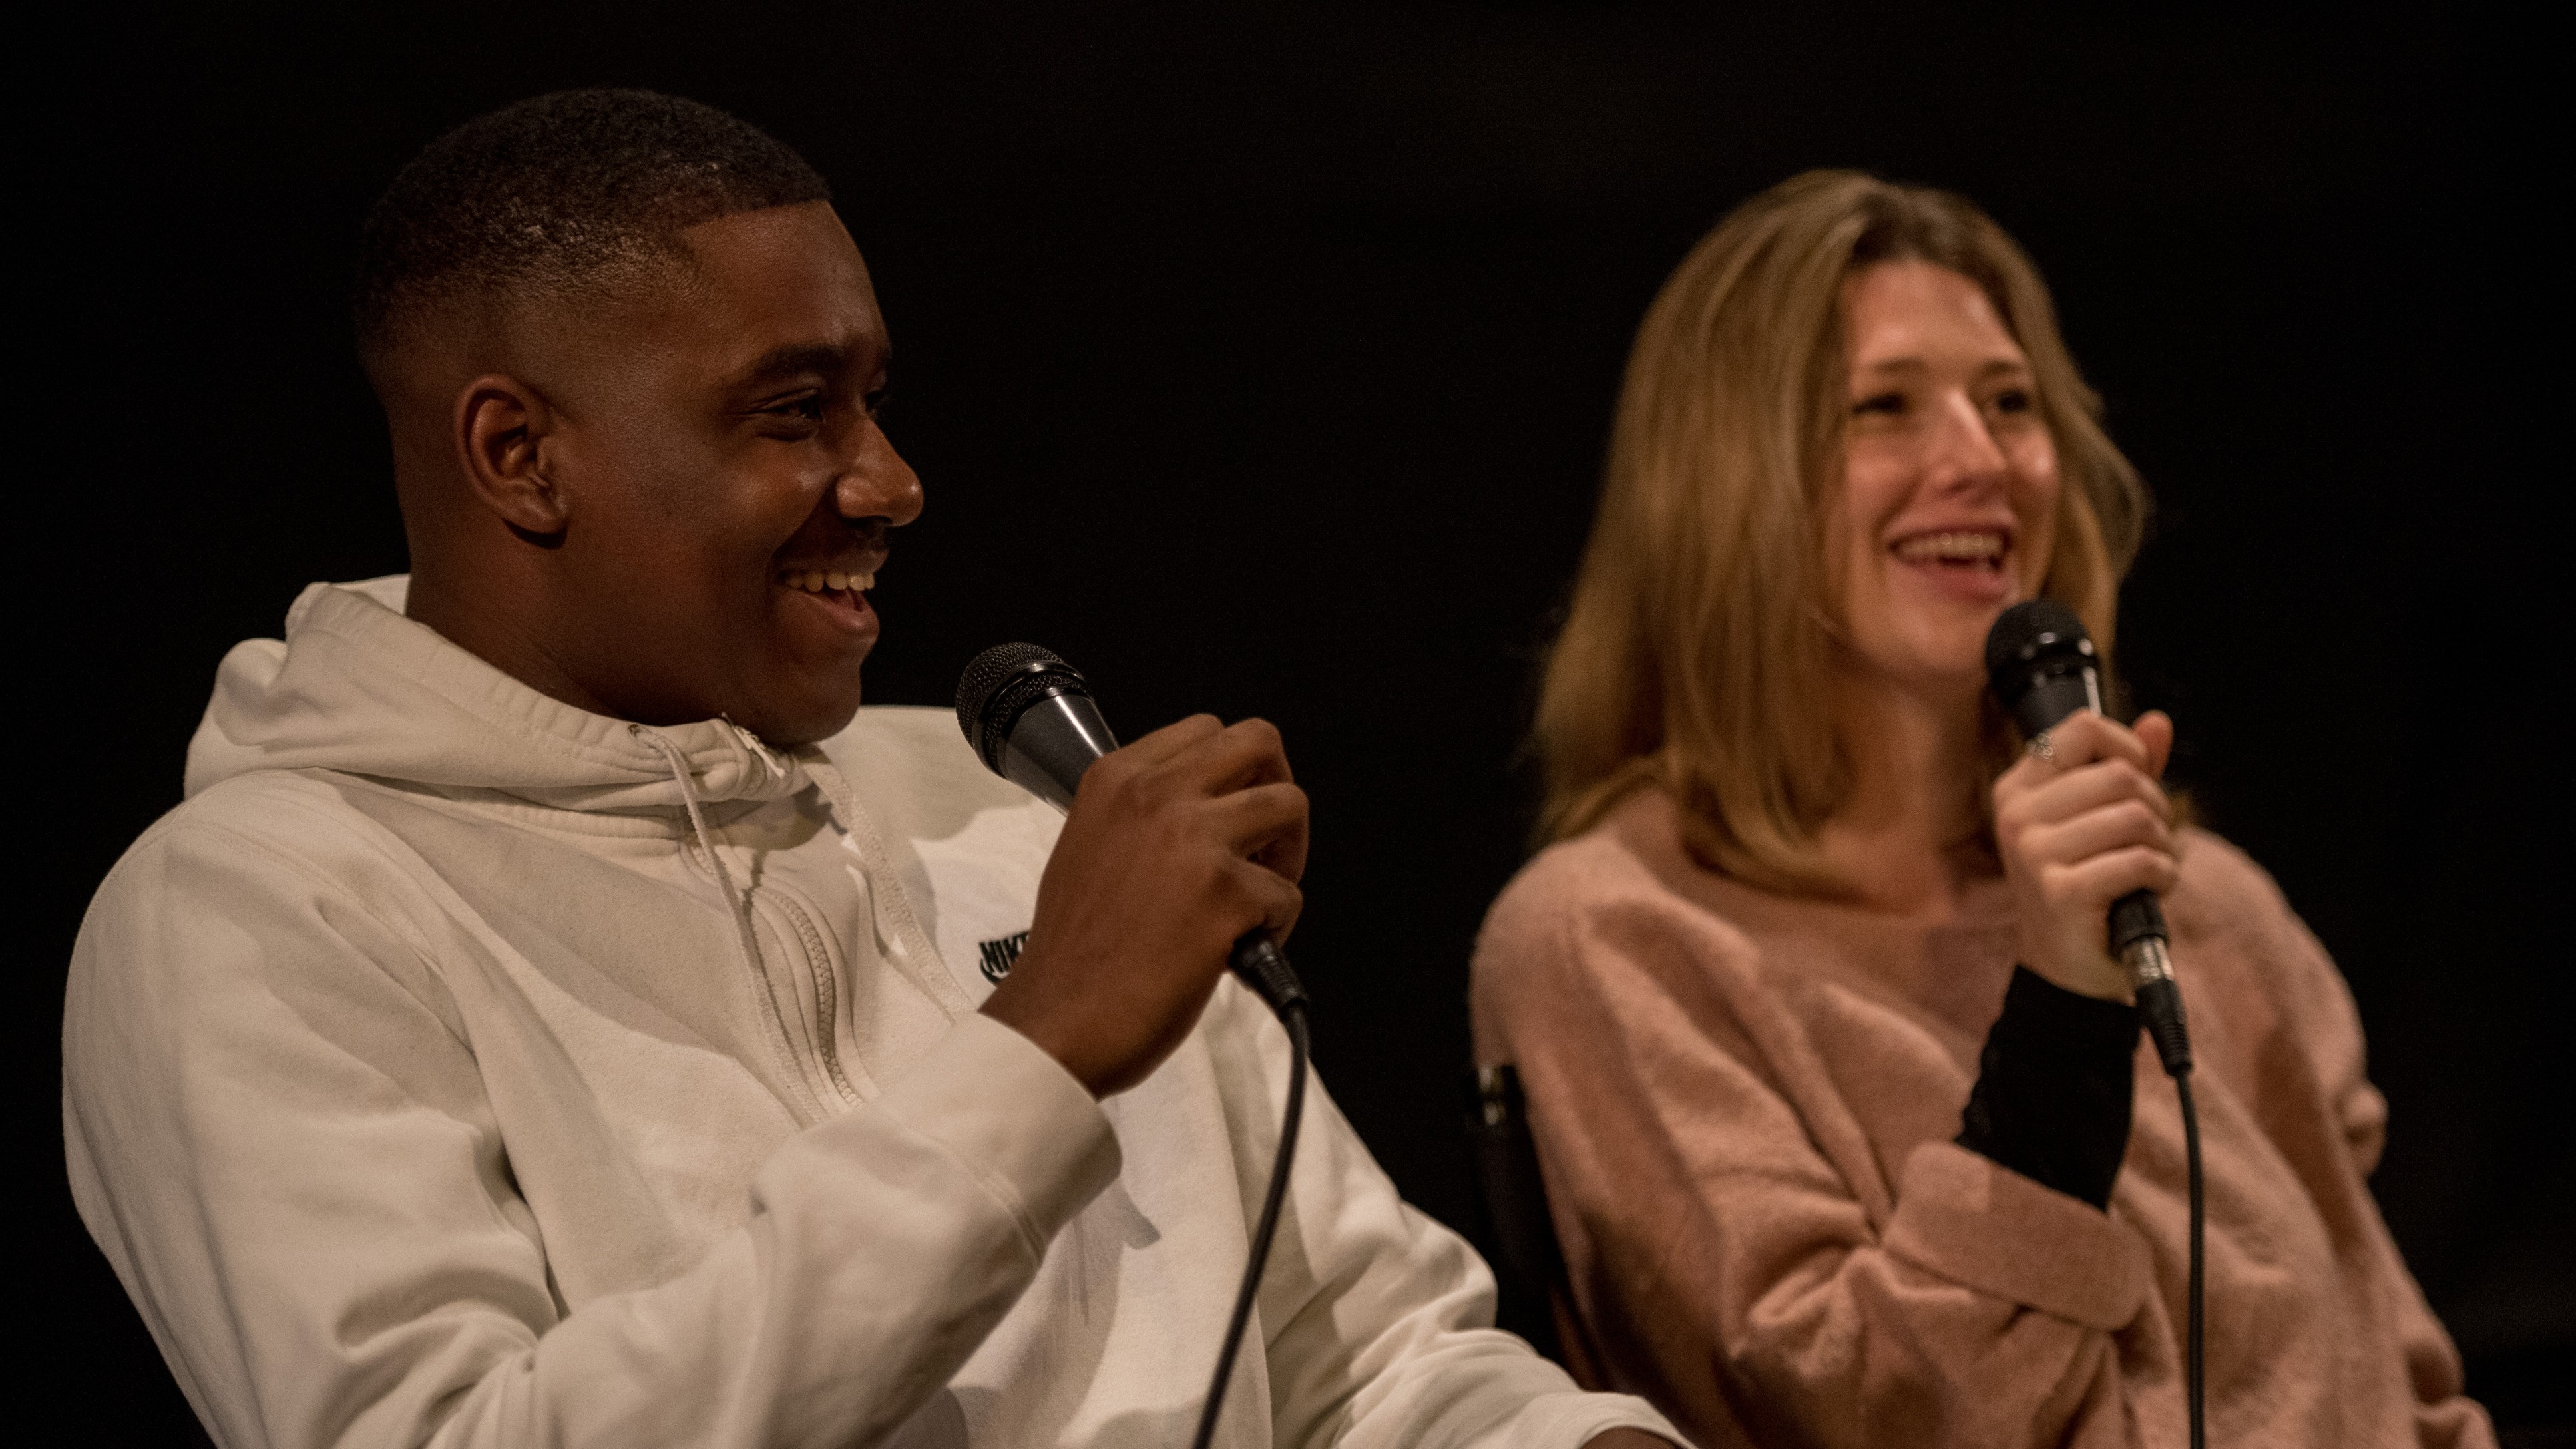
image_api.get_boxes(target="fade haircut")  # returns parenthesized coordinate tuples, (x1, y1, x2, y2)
(353, 88, 831, 371)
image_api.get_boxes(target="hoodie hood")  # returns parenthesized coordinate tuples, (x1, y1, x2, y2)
(186, 576, 810, 812)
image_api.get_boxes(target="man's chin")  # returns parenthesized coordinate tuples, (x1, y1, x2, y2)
(747, 687, 867, 749)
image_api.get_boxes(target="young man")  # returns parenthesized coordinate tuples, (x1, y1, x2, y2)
(62, 90, 1679, 1449)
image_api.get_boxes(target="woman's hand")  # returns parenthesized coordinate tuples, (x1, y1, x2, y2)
(1992, 709, 2179, 1001)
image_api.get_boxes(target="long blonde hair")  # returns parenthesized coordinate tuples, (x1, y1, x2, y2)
(1535, 170, 2148, 891)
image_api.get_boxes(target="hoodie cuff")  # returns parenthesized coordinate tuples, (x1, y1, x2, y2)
(870, 1014, 1122, 1259)
(1498, 1391, 1687, 1446)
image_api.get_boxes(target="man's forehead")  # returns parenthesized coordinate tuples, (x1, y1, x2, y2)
(674, 202, 887, 378)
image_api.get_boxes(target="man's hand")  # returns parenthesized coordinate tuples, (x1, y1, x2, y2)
(1992, 708, 2179, 1002)
(981, 714, 1308, 1096)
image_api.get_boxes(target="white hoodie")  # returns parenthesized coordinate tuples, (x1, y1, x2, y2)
(63, 577, 1673, 1449)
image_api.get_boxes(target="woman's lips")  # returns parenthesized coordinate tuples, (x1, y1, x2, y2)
(1888, 530, 2012, 601)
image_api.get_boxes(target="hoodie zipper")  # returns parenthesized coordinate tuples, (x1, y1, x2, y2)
(759, 886, 862, 1108)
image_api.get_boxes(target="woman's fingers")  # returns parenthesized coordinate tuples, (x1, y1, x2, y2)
(2132, 710, 2175, 781)
(2010, 755, 2168, 826)
(2042, 845, 2182, 909)
(2022, 796, 2173, 871)
(1997, 711, 2159, 813)
(1996, 709, 2187, 1000)
(2029, 709, 2152, 773)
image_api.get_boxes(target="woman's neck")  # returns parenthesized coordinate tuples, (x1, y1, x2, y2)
(1813, 670, 1991, 920)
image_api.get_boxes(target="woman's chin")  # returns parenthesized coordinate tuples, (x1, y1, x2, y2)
(1843, 618, 1990, 692)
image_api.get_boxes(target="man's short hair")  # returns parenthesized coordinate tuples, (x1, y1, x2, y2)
(353, 88, 831, 366)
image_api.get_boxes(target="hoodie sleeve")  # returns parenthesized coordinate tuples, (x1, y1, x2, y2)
(1192, 986, 1680, 1449)
(63, 817, 1118, 1449)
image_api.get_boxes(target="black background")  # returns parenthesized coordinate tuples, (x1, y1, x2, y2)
(25, 4, 2567, 1440)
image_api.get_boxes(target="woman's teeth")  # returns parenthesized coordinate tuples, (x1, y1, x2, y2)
(1894, 532, 2006, 568)
(782, 568, 877, 592)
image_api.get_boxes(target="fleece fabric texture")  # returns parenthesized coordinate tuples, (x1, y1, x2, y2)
(65, 576, 1675, 1449)
(1472, 788, 2493, 1449)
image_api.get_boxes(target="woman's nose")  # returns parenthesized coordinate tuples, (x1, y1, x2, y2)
(1922, 389, 2009, 490)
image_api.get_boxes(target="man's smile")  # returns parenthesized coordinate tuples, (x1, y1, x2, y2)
(776, 553, 884, 633)
(779, 564, 880, 592)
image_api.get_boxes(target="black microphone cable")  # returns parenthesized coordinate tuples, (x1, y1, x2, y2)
(1986, 602, 2203, 1449)
(1190, 934, 1309, 1449)
(2117, 895, 2205, 1449)
(955, 644, 1314, 1449)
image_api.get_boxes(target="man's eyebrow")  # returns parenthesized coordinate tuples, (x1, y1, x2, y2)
(733, 341, 863, 390)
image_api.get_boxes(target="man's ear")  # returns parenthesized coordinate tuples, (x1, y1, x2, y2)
(453, 375, 570, 540)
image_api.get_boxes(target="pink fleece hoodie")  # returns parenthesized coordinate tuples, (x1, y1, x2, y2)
(1472, 789, 2492, 1448)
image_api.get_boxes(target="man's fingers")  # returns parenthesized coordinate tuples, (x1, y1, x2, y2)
(1228, 859, 1305, 940)
(1116, 714, 1229, 769)
(1160, 716, 1293, 794)
(1205, 782, 1311, 879)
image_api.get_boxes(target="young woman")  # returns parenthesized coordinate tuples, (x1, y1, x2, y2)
(1471, 172, 2491, 1448)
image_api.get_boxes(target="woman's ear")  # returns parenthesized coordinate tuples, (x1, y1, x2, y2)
(452, 374, 570, 539)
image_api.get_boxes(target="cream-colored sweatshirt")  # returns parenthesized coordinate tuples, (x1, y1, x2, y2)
(64, 577, 1673, 1449)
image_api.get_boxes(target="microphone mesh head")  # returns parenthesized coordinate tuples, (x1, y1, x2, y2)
(1983, 598, 2093, 704)
(956, 642, 1078, 765)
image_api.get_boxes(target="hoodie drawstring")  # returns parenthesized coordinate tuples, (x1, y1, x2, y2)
(632, 724, 828, 1124)
(803, 757, 976, 1020)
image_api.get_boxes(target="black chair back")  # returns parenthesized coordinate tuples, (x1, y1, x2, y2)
(1464, 1063, 1604, 1385)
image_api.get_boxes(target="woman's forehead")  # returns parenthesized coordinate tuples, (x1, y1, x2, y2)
(1844, 260, 2023, 367)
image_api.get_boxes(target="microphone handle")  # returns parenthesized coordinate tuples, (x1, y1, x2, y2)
(2108, 888, 2165, 960)
(1231, 931, 1309, 1016)
(2111, 888, 2192, 1076)
(2017, 664, 2192, 1076)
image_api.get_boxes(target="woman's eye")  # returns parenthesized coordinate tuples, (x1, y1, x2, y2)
(1851, 391, 1906, 417)
(1990, 388, 2034, 415)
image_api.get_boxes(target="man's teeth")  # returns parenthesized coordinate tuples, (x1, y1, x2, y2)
(782, 569, 877, 592)
(1894, 532, 2006, 564)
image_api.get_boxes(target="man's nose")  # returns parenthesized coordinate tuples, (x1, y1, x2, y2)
(836, 417, 924, 528)
(1922, 389, 2008, 493)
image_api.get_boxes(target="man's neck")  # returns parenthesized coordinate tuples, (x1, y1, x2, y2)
(404, 557, 622, 721)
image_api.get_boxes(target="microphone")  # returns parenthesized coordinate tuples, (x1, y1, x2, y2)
(1984, 598, 2207, 1449)
(955, 642, 1311, 1449)
(954, 642, 1307, 1016)
(1982, 600, 2191, 1077)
